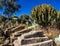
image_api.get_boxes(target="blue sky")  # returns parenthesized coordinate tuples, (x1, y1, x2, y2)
(0, 0, 60, 17)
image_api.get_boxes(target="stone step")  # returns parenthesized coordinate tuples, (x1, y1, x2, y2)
(21, 37, 49, 45)
(20, 31, 44, 39)
(22, 40, 53, 46)
(11, 25, 25, 33)
(12, 29, 32, 38)
(7, 26, 15, 30)
(14, 29, 32, 37)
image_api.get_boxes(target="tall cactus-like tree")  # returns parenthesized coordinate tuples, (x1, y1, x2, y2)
(30, 4, 57, 28)
(56, 12, 60, 29)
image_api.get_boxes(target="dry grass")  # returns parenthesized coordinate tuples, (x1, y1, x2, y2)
(43, 27, 60, 39)
(34, 26, 60, 39)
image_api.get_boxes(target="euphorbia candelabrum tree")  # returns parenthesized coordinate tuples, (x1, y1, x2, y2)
(30, 4, 57, 28)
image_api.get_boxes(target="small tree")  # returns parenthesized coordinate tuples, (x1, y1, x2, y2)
(0, 0, 21, 18)
(0, 16, 7, 27)
(10, 15, 19, 26)
(20, 14, 29, 25)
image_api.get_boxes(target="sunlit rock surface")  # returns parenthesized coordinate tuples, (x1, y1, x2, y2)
(55, 35, 60, 46)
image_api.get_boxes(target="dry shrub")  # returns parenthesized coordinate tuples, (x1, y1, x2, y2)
(33, 25, 45, 31)
(44, 27, 59, 39)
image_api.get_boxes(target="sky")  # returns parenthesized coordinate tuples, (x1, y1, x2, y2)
(0, 0, 60, 17)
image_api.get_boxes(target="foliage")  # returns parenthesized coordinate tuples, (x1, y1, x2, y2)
(0, 0, 21, 18)
(10, 15, 19, 23)
(0, 15, 7, 23)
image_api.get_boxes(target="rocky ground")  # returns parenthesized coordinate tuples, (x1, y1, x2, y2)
(0, 25, 60, 46)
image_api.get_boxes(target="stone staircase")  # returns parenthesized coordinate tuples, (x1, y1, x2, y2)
(13, 31, 54, 46)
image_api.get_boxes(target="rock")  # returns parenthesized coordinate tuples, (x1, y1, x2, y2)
(13, 39, 21, 46)
(3, 39, 9, 46)
(55, 35, 60, 46)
